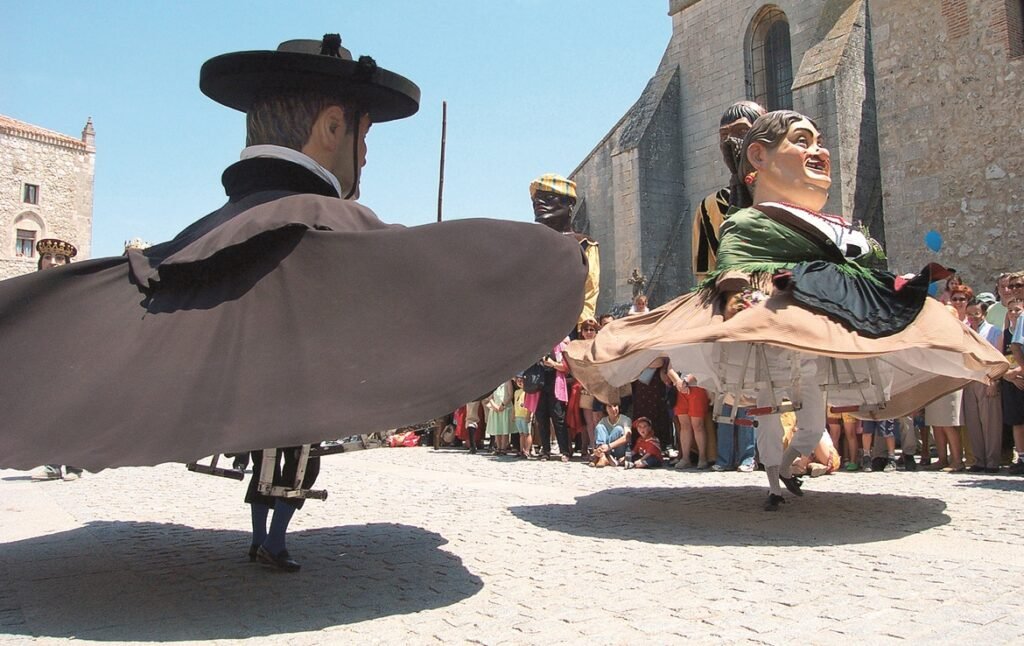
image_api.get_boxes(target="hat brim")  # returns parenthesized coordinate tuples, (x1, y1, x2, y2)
(200, 51, 420, 123)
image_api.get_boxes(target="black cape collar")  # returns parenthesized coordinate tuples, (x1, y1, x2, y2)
(221, 157, 340, 201)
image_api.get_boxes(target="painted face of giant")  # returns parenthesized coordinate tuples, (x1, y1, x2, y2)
(749, 118, 831, 211)
(718, 117, 753, 145)
(39, 253, 69, 270)
(532, 191, 574, 232)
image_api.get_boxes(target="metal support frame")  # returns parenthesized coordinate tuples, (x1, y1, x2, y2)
(820, 357, 888, 414)
(186, 454, 244, 481)
(187, 431, 388, 500)
(716, 343, 804, 424)
(257, 444, 327, 501)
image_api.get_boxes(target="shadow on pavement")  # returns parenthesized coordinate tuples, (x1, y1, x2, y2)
(953, 476, 1024, 493)
(510, 485, 949, 547)
(0, 520, 481, 641)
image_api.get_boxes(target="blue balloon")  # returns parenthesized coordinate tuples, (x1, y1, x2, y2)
(924, 230, 943, 252)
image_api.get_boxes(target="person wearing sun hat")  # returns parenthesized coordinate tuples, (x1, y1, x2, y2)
(530, 173, 599, 332)
(0, 34, 586, 569)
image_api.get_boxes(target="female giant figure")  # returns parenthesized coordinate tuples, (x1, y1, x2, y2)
(567, 111, 1006, 509)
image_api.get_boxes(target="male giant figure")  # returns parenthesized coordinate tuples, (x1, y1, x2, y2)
(0, 36, 586, 568)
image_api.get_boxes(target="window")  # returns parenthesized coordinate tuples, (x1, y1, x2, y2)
(1007, 0, 1024, 58)
(23, 183, 39, 205)
(16, 229, 36, 258)
(747, 7, 794, 110)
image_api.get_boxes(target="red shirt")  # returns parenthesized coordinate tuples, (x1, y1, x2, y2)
(634, 436, 663, 462)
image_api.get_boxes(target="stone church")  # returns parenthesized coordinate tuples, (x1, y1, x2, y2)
(572, 0, 1023, 311)
(0, 114, 95, 280)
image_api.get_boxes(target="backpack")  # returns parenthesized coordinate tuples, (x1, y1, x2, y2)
(522, 363, 546, 393)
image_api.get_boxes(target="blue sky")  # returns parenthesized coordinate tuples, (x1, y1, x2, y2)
(1, 1, 671, 257)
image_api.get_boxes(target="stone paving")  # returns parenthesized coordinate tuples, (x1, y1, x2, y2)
(2, 447, 1024, 644)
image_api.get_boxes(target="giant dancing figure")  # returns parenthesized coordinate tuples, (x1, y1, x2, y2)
(567, 110, 1007, 511)
(0, 34, 586, 569)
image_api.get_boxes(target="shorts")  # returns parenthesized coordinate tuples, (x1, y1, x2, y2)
(514, 418, 530, 435)
(673, 386, 709, 417)
(862, 419, 896, 438)
(827, 407, 858, 426)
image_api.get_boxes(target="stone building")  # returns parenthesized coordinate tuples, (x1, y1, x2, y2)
(572, 0, 1024, 310)
(1, 114, 95, 280)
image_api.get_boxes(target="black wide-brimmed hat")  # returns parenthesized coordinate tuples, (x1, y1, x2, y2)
(199, 34, 420, 122)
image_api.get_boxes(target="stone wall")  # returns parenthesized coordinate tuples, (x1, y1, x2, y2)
(870, 0, 1024, 286)
(0, 123, 94, 280)
(573, 0, 874, 312)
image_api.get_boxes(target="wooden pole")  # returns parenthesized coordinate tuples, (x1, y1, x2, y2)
(437, 101, 447, 223)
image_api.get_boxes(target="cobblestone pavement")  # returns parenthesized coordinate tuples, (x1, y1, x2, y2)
(2, 447, 1024, 645)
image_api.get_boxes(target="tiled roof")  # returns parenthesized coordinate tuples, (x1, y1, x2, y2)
(0, 113, 88, 151)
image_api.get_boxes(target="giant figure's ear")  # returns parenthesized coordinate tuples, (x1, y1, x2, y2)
(746, 141, 769, 171)
(307, 105, 349, 153)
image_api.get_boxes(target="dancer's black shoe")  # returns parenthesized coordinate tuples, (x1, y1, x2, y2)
(780, 475, 804, 497)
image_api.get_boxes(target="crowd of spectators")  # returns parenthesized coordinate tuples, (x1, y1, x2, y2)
(448, 270, 1024, 477)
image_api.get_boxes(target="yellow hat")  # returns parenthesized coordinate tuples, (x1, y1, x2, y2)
(529, 174, 577, 200)
(36, 238, 78, 259)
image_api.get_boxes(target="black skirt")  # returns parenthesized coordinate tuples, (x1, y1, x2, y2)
(778, 261, 931, 339)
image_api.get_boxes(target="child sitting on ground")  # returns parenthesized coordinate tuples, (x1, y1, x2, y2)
(624, 417, 664, 469)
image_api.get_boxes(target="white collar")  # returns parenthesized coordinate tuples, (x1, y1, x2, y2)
(761, 202, 870, 259)
(239, 145, 342, 197)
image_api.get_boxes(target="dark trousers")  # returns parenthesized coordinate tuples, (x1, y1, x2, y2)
(534, 387, 569, 456)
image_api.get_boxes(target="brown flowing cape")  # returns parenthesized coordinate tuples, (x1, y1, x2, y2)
(0, 159, 586, 470)
(569, 268, 1007, 422)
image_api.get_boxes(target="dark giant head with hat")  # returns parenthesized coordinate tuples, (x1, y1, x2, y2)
(199, 34, 420, 199)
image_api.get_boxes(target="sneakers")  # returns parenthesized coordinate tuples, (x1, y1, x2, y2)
(711, 464, 726, 472)
(763, 493, 786, 511)
(860, 453, 873, 473)
(62, 469, 82, 481)
(883, 457, 896, 473)
(903, 455, 918, 472)
(1009, 460, 1024, 475)
(844, 460, 860, 472)
(31, 465, 62, 481)
(737, 462, 755, 473)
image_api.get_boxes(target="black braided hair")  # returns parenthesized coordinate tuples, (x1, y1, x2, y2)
(719, 101, 766, 209)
